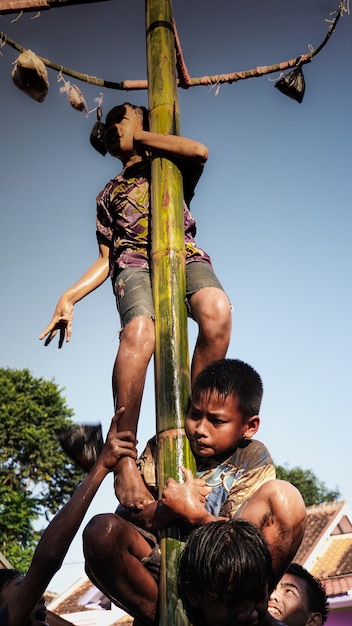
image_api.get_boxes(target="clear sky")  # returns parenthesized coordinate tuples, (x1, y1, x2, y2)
(0, 0, 351, 593)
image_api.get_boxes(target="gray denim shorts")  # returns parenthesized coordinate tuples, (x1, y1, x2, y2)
(113, 262, 226, 329)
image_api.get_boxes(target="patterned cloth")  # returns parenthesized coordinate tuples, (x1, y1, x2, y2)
(96, 159, 212, 281)
(196, 439, 276, 518)
(137, 436, 276, 519)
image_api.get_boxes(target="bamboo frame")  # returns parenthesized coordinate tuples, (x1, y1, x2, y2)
(0, 0, 347, 90)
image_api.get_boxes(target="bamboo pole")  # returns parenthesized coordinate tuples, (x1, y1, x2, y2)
(145, 1, 195, 624)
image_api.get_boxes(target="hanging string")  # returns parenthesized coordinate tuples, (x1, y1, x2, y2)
(0, 0, 348, 92)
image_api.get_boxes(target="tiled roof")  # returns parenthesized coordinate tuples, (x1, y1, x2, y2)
(51, 579, 93, 614)
(293, 500, 352, 600)
(311, 535, 352, 579)
(322, 575, 352, 597)
(294, 500, 346, 564)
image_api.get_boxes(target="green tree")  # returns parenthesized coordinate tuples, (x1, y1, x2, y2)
(0, 367, 85, 571)
(276, 464, 340, 507)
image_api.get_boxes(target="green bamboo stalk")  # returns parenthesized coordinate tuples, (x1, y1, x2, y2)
(145, 1, 195, 624)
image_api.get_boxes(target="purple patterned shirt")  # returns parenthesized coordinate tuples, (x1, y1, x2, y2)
(96, 159, 212, 280)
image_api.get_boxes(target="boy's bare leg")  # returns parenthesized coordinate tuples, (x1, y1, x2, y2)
(112, 316, 155, 510)
(189, 287, 232, 382)
(83, 513, 158, 625)
(236, 479, 307, 589)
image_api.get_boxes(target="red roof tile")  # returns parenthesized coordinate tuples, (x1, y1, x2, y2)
(295, 501, 346, 564)
(322, 575, 352, 596)
(52, 579, 93, 614)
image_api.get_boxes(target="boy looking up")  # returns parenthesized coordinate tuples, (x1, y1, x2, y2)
(39, 103, 231, 512)
(82, 359, 307, 625)
(268, 563, 329, 626)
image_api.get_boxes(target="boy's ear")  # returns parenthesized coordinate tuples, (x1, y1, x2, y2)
(243, 415, 260, 439)
(307, 613, 323, 626)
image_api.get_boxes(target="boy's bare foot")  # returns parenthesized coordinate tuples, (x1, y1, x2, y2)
(114, 456, 154, 510)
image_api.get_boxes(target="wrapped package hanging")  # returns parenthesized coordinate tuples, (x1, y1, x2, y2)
(59, 77, 88, 115)
(90, 104, 107, 156)
(58, 422, 103, 472)
(275, 66, 305, 103)
(11, 49, 49, 103)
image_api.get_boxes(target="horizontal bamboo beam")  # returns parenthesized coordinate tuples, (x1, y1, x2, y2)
(0, 0, 111, 15)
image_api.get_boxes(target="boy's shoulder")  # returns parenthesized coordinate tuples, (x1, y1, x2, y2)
(197, 438, 273, 480)
(235, 437, 274, 465)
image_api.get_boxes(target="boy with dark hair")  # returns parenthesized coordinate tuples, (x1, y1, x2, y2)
(0, 408, 136, 626)
(268, 562, 329, 626)
(178, 519, 286, 626)
(39, 102, 232, 512)
(82, 358, 306, 625)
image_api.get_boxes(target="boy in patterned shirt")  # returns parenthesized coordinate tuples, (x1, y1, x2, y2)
(40, 103, 232, 511)
(82, 358, 307, 626)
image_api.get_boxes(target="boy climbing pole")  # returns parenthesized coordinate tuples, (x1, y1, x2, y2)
(40, 103, 232, 511)
(82, 359, 306, 625)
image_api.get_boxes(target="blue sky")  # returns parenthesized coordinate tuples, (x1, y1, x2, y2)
(0, 0, 351, 592)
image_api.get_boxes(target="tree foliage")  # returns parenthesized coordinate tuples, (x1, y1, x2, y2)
(0, 367, 85, 571)
(276, 464, 340, 507)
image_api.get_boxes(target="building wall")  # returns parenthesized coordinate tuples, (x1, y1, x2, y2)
(326, 609, 352, 625)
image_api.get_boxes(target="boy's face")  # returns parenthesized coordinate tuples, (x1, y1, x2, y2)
(104, 104, 143, 160)
(268, 573, 314, 626)
(185, 391, 259, 462)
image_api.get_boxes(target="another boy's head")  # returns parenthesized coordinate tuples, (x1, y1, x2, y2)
(178, 519, 273, 626)
(0, 569, 21, 607)
(268, 563, 329, 626)
(186, 359, 263, 462)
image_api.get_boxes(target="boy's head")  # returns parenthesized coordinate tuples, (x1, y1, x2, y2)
(90, 102, 149, 157)
(178, 519, 273, 626)
(0, 569, 21, 604)
(191, 358, 263, 420)
(105, 103, 149, 131)
(186, 359, 262, 462)
(268, 563, 329, 626)
(0, 569, 48, 625)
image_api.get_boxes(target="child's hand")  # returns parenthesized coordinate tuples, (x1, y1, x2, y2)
(39, 295, 74, 348)
(100, 408, 137, 472)
(161, 466, 211, 525)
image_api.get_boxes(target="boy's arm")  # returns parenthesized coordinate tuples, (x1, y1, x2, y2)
(118, 467, 225, 530)
(220, 441, 276, 519)
(161, 467, 227, 525)
(134, 129, 208, 165)
(39, 242, 110, 348)
(7, 409, 136, 626)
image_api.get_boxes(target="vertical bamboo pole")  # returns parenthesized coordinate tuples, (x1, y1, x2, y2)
(144, 1, 195, 624)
